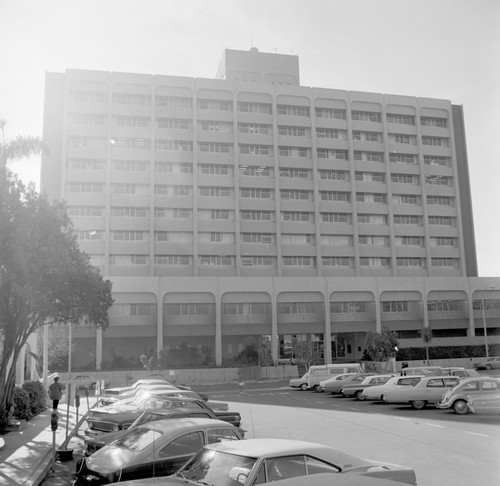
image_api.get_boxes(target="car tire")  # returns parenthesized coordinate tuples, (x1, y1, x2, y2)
(453, 399, 469, 415)
(300, 383, 308, 391)
(485, 364, 492, 370)
(355, 390, 365, 401)
(311, 385, 318, 392)
(410, 400, 427, 410)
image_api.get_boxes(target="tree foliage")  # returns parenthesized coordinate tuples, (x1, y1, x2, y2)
(0, 170, 113, 427)
(363, 327, 400, 363)
(419, 327, 433, 363)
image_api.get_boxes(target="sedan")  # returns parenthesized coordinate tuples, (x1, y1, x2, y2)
(75, 418, 243, 485)
(436, 377, 500, 414)
(383, 375, 460, 409)
(70, 375, 110, 390)
(341, 374, 395, 400)
(288, 373, 309, 391)
(316, 373, 357, 393)
(361, 376, 423, 401)
(321, 373, 375, 394)
(111, 438, 417, 486)
(475, 356, 500, 370)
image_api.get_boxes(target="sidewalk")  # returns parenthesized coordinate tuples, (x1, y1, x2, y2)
(0, 400, 93, 486)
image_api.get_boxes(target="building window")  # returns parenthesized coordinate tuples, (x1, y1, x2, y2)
(319, 169, 349, 181)
(240, 188, 272, 199)
(397, 257, 425, 268)
(427, 196, 453, 206)
(278, 302, 319, 314)
(281, 211, 314, 222)
(388, 134, 417, 145)
(239, 123, 271, 134)
(68, 206, 104, 217)
(112, 93, 150, 105)
(392, 194, 421, 205)
(198, 99, 232, 111)
(321, 191, 351, 202)
(358, 235, 389, 246)
(315, 128, 347, 139)
(198, 209, 233, 220)
(113, 207, 148, 217)
(240, 210, 273, 221)
(382, 301, 408, 312)
(114, 160, 149, 171)
(222, 303, 268, 315)
(355, 171, 385, 183)
(165, 303, 209, 316)
(238, 102, 272, 113)
(322, 257, 353, 267)
(199, 255, 233, 266)
(281, 234, 315, 245)
(356, 193, 386, 204)
(393, 214, 423, 225)
(357, 214, 387, 225)
(431, 258, 460, 268)
(352, 131, 383, 142)
(70, 91, 107, 103)
(279, 168, 311, 179)
(395, 236, 424, 247)
(422, 136, 449, 147)
(351, 110, 382, 122)
(281, 189, 312, 201)
(110, 254, 149, 265)
(115, 116, 150, 127)
(277, 105, 310, 117)
(199, 186, 232, 198)
(240, 165, 271, 176)
(387, 113, 415, 125)
(427, 300, 460, 312)
(156, 162, 192, 173)
(68, 182, 104, 193)
(430, 237, 456, 247)
(155, 232, 192, 242)
(112, 231, 146, 241)
(317, 148, 348, 160)
(155, 208, 192, 219)
(200, 164, 231, 175)
(279, 146, 310, 158)
(420, 116, 447, 128)
(198, 142, 232, 153)
(69, 158, 104, 170)
(70, 113, 106, 125)
(353, 151, 384, 162)
(424, 155, 451, 167)
(428, 216, 456, 226)
(241, 233, 274, 244)
(155, 255, 192, 266)
(278, 126, 308, 137)
(321, 212, 352, 223)
(155, 139, 192, 151)
(389, 153, 417, 165)
(425, 175, 452, 186)
(241, 256, 275, 267)
(320, 235, 352, 246)
(391, 173, 420, 185)
(156, 96, 192, 108)
(360, 257, 391, 268)
(239, 144, 271, 155)
(77, 230, 103, 240)
(331, 301, 368, 313)
(199, 120, 232, 132)
(157, 118, 191, 129)
(315, 107, 346, 119)
(129, 304, 154, 316)
(283, 256, 316, 267)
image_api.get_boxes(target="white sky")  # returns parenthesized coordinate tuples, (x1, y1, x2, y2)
(1, 0, 499, 276)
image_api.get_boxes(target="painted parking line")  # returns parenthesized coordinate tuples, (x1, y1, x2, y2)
(425, 423, 445, 428)
(466, 431, 489, 438)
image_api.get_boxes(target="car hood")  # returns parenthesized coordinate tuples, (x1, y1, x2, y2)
(110, 476, 189, 486)
(86, 445, 136, 473)
(341, 456, 416, 483)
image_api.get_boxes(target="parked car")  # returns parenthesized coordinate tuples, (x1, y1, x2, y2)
(85, 407, 245, 454)
(75, 418, 243, 485)
(110, 438, 417, 486)
(288, 373, 309, 391)
(69, 375, 110, 390)
(86, 396, 240, 436)
(322, 373, 375, 395)
(400, 366, 443, 376)
(436, 377, 500, 414)
(475, 356, 500, 370)
(341, 374, 395, 400)
(467, 392, 500, 415)
(266, 473, 414, 486)
(383, 375, 460, 409)
(307, 363, 364, 391)
(316, 373, 357, 393)
(361, 376, 423, 401)
(449, 368, 481, 378)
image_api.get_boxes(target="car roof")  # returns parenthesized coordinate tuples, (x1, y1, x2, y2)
(205, 438, 336, 457)
(139, 417, 233, 433)
(458, 377, 500, 384)
(270, 472, 411, 486)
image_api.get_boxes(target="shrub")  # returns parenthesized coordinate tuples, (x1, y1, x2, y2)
(13, 386, 31, 420)
(22, 381, 47, 416)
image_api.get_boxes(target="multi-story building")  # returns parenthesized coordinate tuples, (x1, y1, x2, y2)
(41, 48, 499, 369)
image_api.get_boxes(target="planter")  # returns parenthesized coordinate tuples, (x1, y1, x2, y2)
(57, 449, 74, 461)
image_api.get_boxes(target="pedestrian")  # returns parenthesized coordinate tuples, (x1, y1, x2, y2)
(48, 376, 65, 410)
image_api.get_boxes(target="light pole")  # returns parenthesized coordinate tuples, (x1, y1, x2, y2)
(480, 285, 496, 359)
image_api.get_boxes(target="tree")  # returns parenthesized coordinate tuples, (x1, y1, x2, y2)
(0, 166, 113, 426)
(420, 327, 433, 364)
(291, 336, 323, 369)
(364, 327, 399, 365)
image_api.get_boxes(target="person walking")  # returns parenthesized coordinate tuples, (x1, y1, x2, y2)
(48, 376, 65, 410)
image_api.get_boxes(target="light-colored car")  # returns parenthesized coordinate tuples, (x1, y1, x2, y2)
(400, 366, 443, 376)
(75, 418, 243, 485)
(436, 377, 500, 414)
(69, 375, 110, 390)
(267, 473, 414, 486)
(316, 373, 357, 393)
(288, 373, 309, 391)
(383, 375, 460, 409)
(111, 438, 418, 486)
(340, 374, 396, 400)
(361, 376, 423, 401)
(100, 378, 180, 404)
(467, 392, 500, 415)
(321, 373, 375, 394)
(475, 356, 500, 370)
(449, 368, 481, 378)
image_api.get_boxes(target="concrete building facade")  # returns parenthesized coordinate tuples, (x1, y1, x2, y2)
(41, 49, 499, 369)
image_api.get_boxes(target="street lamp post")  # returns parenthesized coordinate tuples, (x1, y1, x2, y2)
(481, 299, 489, 359)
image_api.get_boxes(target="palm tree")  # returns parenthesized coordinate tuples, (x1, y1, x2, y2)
(420, 327, 433, 364)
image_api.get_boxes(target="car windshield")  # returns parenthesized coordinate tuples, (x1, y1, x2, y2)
(111, 427, 162, 452)
(178, 449, 257, 486)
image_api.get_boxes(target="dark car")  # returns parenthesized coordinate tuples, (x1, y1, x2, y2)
(75, 418, 244, 485)
(85, 396, 242, 437)
(85, 408, 245, 455)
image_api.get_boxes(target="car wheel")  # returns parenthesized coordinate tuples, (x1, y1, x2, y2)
(355, 390, 365, 401)
(453, 399, 469, 415)
(311, 385, 318, 392)
(485, 364, 492, 370)
(410, 400, 426, 410)
(300, 383, 308, 391)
